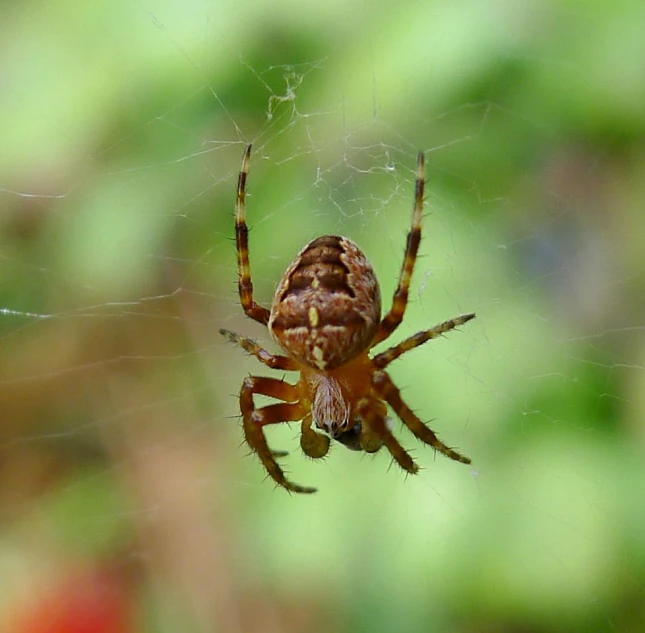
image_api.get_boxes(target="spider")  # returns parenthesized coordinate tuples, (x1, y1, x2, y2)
(220, 144, 475, 493)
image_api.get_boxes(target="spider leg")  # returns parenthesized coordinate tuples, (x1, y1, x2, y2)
(371, 151, 425, 347)
(356, 397, 419, 474)
(236, 144, 271, 326)
(219, 328, 300, 371)
(300, 413, 330, 459)
(240, 375, 316, 493)
(372, 313, 475, 369)
(372, 370, 471, 465)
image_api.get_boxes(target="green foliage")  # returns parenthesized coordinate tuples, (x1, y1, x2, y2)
(1, 0, 644, 631)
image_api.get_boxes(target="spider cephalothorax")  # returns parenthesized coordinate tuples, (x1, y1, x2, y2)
(220, 144, 474, 493)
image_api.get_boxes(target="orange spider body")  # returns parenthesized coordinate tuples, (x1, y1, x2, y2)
(221, 144, 474, 493)
(269, 234, 380, 444)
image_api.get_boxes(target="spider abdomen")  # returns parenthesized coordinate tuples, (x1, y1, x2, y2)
(269, 235, 381, 371)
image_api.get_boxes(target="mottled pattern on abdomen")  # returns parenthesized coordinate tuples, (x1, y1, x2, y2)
(269, 235, 381, 370)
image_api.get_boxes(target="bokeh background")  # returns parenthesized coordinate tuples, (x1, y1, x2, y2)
(2, 1, 645, 632)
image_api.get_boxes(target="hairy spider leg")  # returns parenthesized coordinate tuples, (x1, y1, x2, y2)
(219, 328, 300, 371)
(356, 397, 419, 473)
(239, 375, 316, 493)
(371, 313, 476, 369)
(373, 371, 471, 465)
(372, 150, 425, 347)
(236, 144, 271, 326)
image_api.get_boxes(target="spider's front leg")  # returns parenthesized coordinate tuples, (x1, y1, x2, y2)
(372, 370, 471, 465)
(239, 376, 316, 494)
(356, 397, 420, 474)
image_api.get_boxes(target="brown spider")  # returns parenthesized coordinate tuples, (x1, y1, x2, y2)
(220, 144, 475, 493)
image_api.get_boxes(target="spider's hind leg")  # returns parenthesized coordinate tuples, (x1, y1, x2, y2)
(371, 151, 426, 347)
(234, 144, 271, 326)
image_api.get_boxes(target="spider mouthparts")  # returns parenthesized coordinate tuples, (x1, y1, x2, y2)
(333, 423, 363, 451)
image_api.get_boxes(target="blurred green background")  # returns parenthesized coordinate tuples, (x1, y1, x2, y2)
(1, 1, 645, 632)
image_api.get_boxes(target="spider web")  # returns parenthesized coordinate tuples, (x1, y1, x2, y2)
(1, 1, 644, 632)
